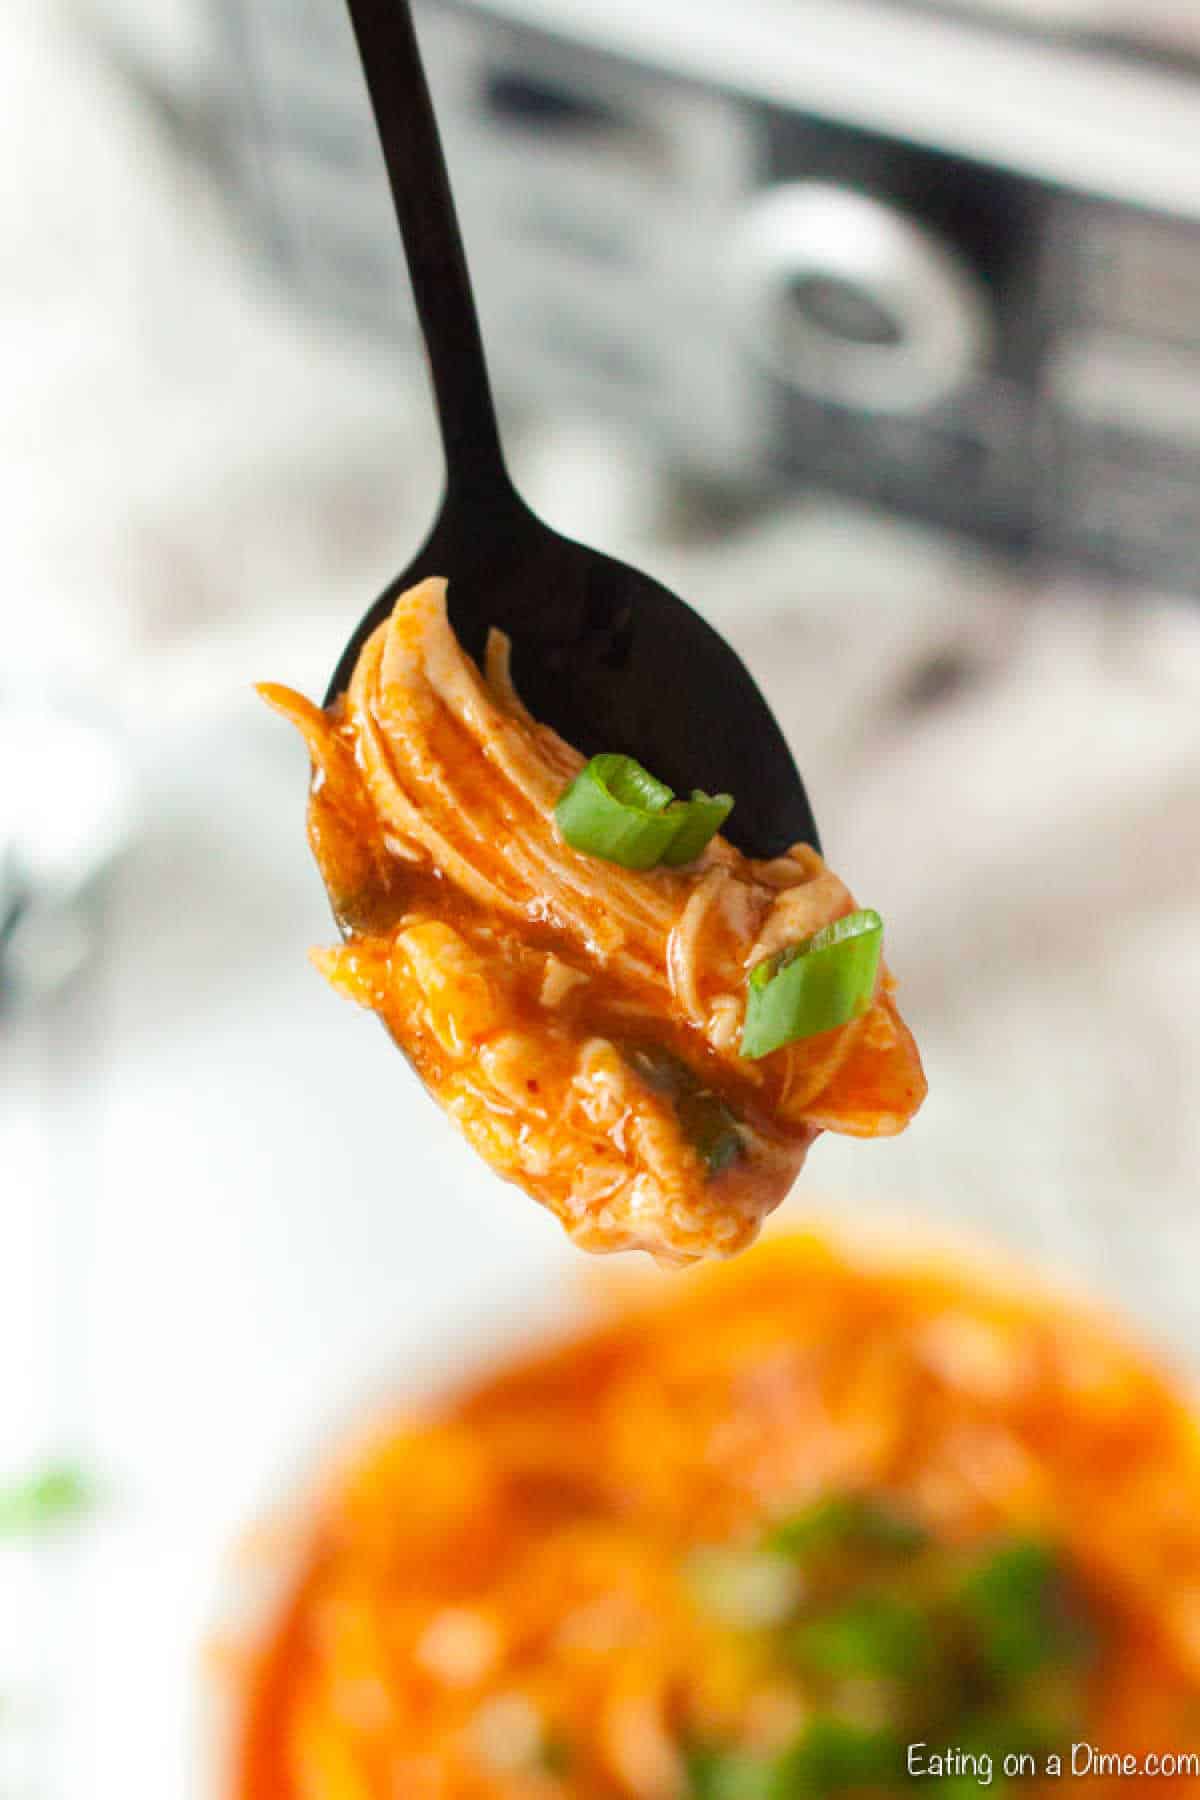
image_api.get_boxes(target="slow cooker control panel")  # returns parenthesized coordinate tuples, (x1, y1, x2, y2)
(227, 0, 1200, 582)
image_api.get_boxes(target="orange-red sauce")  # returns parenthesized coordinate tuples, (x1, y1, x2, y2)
(238, 1236, 1200, 1799)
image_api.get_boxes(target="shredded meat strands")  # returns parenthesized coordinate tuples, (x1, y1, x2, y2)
(236, 1236, 1200, 1800)
(260, 579, 925, 1261)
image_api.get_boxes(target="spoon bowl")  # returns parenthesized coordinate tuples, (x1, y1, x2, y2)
(331, 0, 819, 860)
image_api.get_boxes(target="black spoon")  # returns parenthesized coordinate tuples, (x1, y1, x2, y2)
(329, 0, 819, 859)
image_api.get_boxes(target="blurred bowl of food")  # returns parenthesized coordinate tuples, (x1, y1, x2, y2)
(207, 1219, 1200, 1798)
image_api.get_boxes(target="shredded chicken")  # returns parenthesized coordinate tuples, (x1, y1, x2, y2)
(260, 578, 925, 1261)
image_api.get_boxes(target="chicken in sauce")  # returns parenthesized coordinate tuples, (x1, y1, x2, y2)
(261, 580, 925, 1261)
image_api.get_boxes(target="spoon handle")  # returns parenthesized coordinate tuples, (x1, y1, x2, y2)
(344, 0, 510, 506)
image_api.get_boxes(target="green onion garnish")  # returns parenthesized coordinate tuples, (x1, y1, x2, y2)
(675, 1090, 743, 1175)
(764, 1494, 929, 1561)
(956, 1714, 1064, 1775)
(625, 1047, 744, 1176)
(0, 1461, 94, 1536)
(740, 910, 883, 1060)
(960, 1541, 1095, 1683)
(770, 1720, 905, 1796)
(660, 791, 735, 867)
(555, 754, 732, 871)
(688, 1723, 904, 1800)
(686, 1745, 775, 1800)
(787, 1593, 934, 1682)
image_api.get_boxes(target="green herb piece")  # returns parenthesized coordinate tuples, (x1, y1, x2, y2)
(0, 1462, 94, 1536)
(788, 1594, 934, 1683)
(928, 1712, 1074, 1798)
(764, 1495, 928, 1563)
(661, 791, 736, 867)
(555, 754, 732, 870)
(933, 1774, 1009, 1800)
(675, 1089, 744, 1175)
(626, 1046, 744, 1176)
(687, 1745, 776, 1800)
(960, 1540, 1095, 1684)
(740, 912, 884, 1059)
(770, 1719, 906, 1796)
(689, 1722, 906, 1800)
(958, 1712, 1060, 1765)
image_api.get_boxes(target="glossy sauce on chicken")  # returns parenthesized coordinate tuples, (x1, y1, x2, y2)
(261, 580, 925, 1260)
(237, 1236, 1200, 1798)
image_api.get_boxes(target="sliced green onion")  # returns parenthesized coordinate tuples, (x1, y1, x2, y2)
(660, 791, 735, 867)
(956, 1713, 1066, 1775)
(675, 1090, 743, 1175)
(0, 1462, 94, 1536)
(770, 1719, 905, 1796)
(555, 754, 732, 871)
(686, 1745, 774, 1800)
(764, 1494, 928, 1562)
(555, 754, 677, 870)
(960, 1541, 1095, 1684)
(689, 1724, 904, 1800)
(787, 1593, 934, 1682)
(625, 1046, 744, 1176)
(740, 910, 883, 1060)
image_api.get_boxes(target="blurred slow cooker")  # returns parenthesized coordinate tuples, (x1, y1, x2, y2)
(82, 0, 1200, 592)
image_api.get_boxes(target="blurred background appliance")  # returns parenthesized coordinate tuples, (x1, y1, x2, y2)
(92, 0, 1200, 594)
